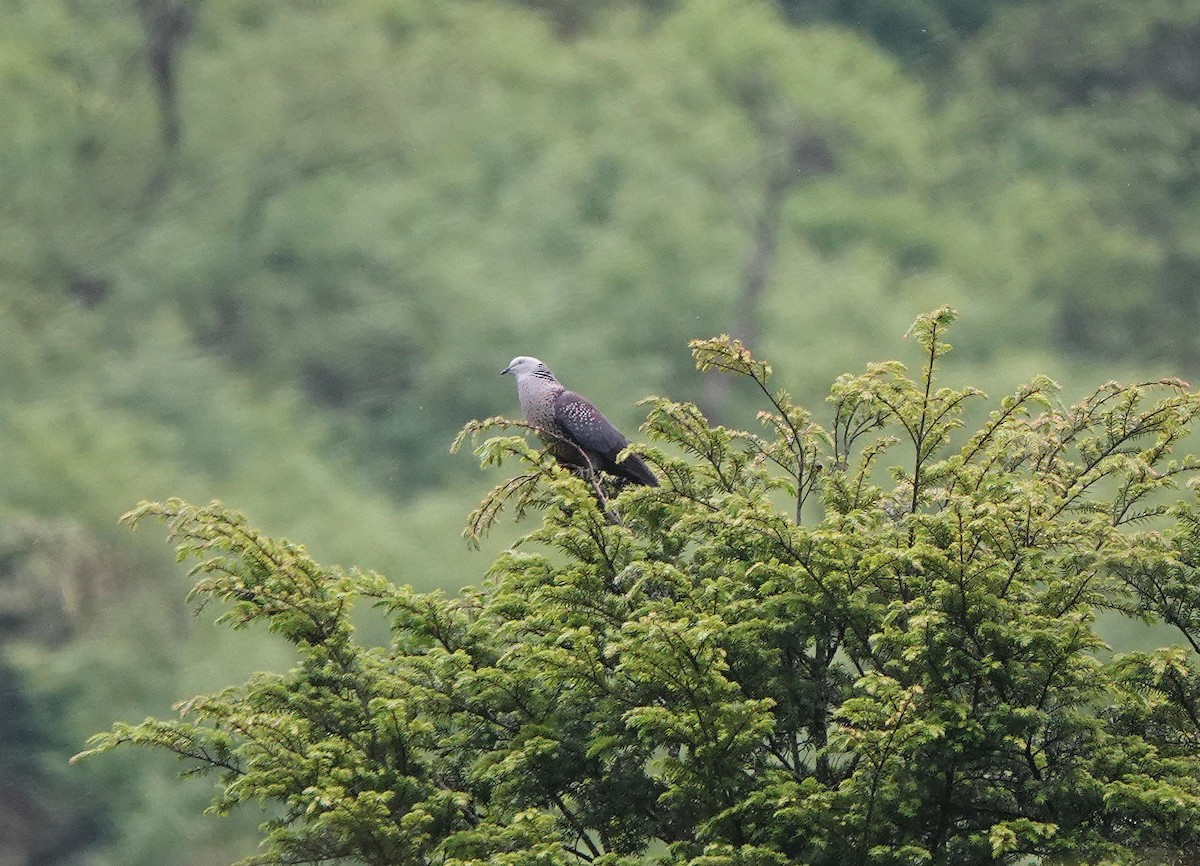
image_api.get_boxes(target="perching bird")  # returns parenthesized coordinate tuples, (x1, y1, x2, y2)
(501, 356, 659, 487)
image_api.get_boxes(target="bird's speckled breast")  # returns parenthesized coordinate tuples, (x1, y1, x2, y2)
(517, 376, 563, 433)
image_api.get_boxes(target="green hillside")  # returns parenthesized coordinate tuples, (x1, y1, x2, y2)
(4, 0, 1200, 862)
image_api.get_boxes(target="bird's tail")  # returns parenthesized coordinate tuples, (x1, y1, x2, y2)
(615, 453, 659, 487)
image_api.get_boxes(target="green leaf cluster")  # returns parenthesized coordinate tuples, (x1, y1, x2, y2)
(80, 312, 1200, 865)
(8, 1, 1200, 862)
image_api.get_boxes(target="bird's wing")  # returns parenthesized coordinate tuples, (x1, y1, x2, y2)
(553, 390, 630, 458)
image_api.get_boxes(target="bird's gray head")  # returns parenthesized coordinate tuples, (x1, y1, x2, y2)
(500, 356, 557, 382)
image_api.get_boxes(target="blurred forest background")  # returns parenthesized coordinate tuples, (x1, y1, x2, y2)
(4, 0, 1200, 862)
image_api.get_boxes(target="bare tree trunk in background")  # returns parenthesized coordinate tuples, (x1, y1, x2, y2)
(137, 0, 195, 197)
(702, 134, 834, 421)
(702, 166, 789, 419)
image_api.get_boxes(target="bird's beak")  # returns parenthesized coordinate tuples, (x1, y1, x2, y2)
(500, 365, 512, 376)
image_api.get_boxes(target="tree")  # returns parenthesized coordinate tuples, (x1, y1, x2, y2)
(955, 0, 1200, 368)
(77, 309, 1200, 865)
(773, 0, 1018, 65)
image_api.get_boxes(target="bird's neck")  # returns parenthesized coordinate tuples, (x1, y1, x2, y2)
(517, 373, 561, 410)
(519, 371, 559, 388)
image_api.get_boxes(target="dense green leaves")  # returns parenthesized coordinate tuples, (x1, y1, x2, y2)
(81, 312, 1200, 865)
(14, 0, 1191, 498)
(7, 0, 1200, 863)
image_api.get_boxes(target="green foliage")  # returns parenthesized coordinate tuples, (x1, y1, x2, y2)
(0, 0, 1002, 495)
(7, 1, 1200, 863)
(773, 0, 1017, 65)
(5, 0, 1198, 502)
(80, 312, 1200, 865)
(954, 0, 1200, 367)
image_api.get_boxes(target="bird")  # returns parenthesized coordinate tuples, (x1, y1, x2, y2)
(501, 356, 659, 487)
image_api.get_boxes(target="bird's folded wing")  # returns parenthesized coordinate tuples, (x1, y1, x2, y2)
(553, 391, 630, 458)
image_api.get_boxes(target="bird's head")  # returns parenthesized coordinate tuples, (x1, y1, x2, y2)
(501, 356, 554, 380)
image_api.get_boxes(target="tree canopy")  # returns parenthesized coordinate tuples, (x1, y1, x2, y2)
(8, 1, 1200, 862)
(78, 311, 1200, 865)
